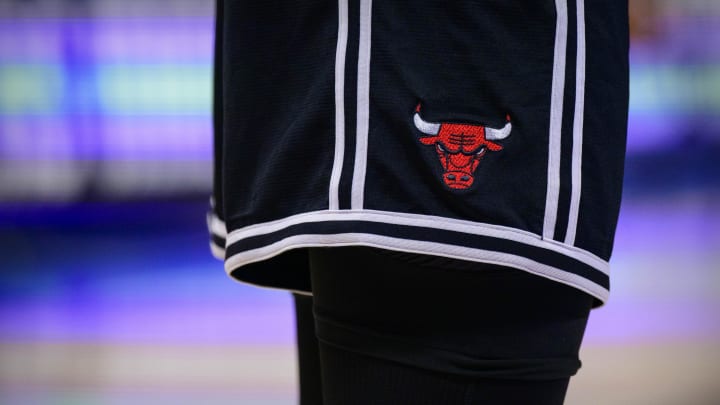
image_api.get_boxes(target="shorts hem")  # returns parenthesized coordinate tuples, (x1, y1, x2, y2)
(221, 209, 610, 304)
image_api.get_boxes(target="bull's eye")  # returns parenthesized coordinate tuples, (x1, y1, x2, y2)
(437, 144, 447, 153)
(475, 147, 486, 155)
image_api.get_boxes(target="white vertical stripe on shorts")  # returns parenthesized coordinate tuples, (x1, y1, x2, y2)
(328, 0, 349, 210)
(351, 0, 373, 210)
(565, 0, 586, 245)
(543, 0, 568, 240)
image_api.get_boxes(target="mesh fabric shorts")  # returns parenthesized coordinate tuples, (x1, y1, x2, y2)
(208, 0, 629, 305)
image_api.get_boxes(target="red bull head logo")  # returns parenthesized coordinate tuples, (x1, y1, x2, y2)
(413, 103, 512, 190)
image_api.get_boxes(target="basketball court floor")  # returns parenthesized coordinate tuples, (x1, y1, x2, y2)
(1, 191, 718, 404)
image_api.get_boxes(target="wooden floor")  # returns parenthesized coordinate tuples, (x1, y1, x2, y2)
(1, 339, 719, 404)
(567, 340, 720, 405)
(1, 195, 718, 404)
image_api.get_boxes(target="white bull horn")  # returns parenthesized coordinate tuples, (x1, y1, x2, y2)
(485, 116, 512, 140)
(413, 104, 441, 135)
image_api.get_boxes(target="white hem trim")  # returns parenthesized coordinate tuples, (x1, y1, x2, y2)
(210, 242, 225, 260)
(225, 233, 608, 303)
(207, 211, 227, 238)
(225, 209, 609, 274)
(224, 268, 313, 296)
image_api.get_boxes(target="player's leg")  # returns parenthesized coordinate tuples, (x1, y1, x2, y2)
(317, 345, 572, 405)
(308, 246, 593, 405)
(293, 293, 324, 405)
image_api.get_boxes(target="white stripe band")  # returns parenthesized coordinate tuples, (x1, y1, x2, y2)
(207, 211, 227, 238)
(328, 0, 349, 210)
(565, 0, 585, 245)
(543, 0, 568, 240)
(210, 241, 225, 260)
(226, 273, 313, 296)
(225, 233, 609, 303)
(225, 209, 609, 274)
(350, 0, 373, 209)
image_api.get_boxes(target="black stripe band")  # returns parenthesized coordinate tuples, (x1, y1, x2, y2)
(211, 234, 226, 249)
(225, 220, 609, 289)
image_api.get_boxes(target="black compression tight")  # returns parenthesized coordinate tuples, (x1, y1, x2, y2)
(318, 344, 572, 405)
(292, 247, 594, 404)
(293, 293, 324, 404)
(294, 294, 574, 405)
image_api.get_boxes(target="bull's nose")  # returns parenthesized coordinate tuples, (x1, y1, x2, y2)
(443, 171, 474, 189)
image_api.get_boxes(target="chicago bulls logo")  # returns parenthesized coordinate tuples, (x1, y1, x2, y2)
(413, 103, 512, 190)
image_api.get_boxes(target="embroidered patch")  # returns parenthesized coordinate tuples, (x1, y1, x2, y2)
(413, 103, 512, 190)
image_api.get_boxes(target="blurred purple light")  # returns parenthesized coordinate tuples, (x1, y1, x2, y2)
(0, 18, 212, 62)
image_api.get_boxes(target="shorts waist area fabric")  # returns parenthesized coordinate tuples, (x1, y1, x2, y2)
(308, 247, 594, 381)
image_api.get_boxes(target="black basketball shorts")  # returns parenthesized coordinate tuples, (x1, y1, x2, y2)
(208, 0, 629, 305)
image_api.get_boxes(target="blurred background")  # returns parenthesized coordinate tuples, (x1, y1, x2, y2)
(0, 0, 718, 404)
